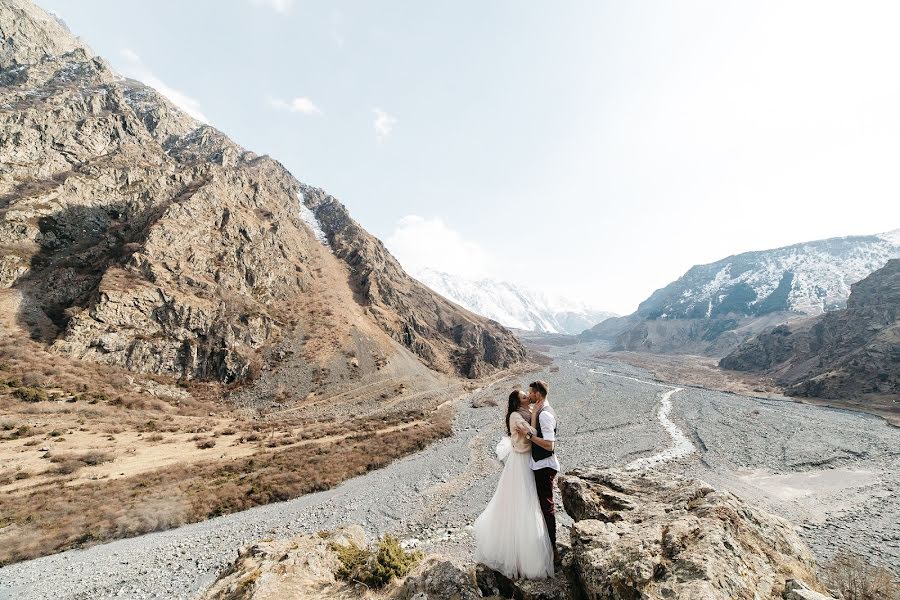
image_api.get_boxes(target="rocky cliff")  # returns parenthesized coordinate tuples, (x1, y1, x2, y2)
(0, 0, 525, 384)
(557, 468, 828, 599)
(720, 259, 900, 400)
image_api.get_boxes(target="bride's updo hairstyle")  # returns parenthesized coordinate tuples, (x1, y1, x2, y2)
(506, 390, 523, 434)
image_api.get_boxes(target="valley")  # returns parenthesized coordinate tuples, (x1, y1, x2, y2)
(2, 342, 897, 599)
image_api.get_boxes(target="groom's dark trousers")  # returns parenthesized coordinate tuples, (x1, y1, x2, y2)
(534, 467, 557, 546)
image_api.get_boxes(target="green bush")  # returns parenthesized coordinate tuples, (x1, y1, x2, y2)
(332, 534, 421, 588)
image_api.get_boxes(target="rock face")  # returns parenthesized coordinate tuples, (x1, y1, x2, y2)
(0, 0, 525, 383)
(201, 526, 365, 600)
(720, 259, 900, 400)
(395, 559, 482, 600)
(301, 186, 526, 378)
(558, 468, 827, 600)
(581, 231, 900, 356)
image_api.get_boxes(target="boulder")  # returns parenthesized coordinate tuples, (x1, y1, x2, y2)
(558, 468, 828, 600)
(475, 563, 574, 600)
(394, 559, 481, 600)
(200, 526, 364, 600)
(783, 579, 839, 600)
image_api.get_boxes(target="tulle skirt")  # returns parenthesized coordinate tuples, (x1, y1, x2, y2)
(473, 448, 554, 580)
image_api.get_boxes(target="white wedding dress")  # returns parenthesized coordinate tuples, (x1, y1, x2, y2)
(473, 410, 554, 580)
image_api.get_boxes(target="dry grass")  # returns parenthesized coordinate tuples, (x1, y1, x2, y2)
(0, 407, 452, 565)
(822, 553, 899, 600)
(0, 301, 460, 568)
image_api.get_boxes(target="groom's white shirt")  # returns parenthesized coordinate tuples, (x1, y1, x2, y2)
(530, 402, 560, 472)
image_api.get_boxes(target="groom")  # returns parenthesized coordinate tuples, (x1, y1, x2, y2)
(525, 380, 560, 567)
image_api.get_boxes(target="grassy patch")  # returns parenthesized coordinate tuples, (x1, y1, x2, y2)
(0, 409, 451, 565)
(332, 535, 422, 588)
(823, 552, 899, 600)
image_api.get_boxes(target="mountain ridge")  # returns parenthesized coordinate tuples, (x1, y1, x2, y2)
(581, 229, 900, 356)
(0, 0, 526, 385)
(412, 268, 617, 335)
(720, 258, 900, 401)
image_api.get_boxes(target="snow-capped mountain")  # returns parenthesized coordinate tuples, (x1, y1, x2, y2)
(636, 229, 900, 320)
(581, 228, 900, 357)
(413, 269, 616, 335)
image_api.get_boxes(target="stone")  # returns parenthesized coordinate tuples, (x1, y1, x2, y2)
(200, 526, 364, 599)
(558, 468, 828, 600)
(783, 579, 838, 600)
(475, 563, 573, 600)
(394, 560, 481, 600)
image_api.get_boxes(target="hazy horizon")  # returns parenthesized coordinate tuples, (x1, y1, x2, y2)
(37, 0, 900, 314)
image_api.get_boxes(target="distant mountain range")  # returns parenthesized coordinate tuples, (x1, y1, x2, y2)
(582, 229, 900, 356)
(413, 269, 617, 335)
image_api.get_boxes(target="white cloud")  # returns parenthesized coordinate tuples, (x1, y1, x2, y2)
(385, 215, 493, 279)
(373, 107, 397, 142)
(250, 0, 294, 13)
(268, 96, 321, 115)
(118, 48, 208, 123)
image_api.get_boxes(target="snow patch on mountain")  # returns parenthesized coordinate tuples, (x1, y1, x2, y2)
(642, 231, 900, 319)
(413, 268, 616, 335)
(878, 228, 900, 245)
(297, 193, 329, 247)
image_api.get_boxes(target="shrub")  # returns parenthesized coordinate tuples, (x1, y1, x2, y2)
(79, 451, 114, 466)
(332, 535, 421, 588)
(823, 552, 899, 600)
(14, 387, 48, 402)
(21, 372, 47, 387)
(195, 439, 216, 449)
(50, 459, 84, 475)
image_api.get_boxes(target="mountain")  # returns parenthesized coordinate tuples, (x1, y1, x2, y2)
(720, 259, 900, 401)
(581, 230, 900, 355)
(412, 268, 617, 335)
(0, 0, 525, 386)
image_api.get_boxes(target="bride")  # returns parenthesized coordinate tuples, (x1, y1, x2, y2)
(473, 390, 554, 579)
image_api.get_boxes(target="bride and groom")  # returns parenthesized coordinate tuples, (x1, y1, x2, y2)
(473, 380, 560, 580)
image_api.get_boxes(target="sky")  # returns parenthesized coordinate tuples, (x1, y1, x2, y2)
(38, 0, 900, 314)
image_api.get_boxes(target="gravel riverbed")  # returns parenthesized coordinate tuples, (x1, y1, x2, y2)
(2, 343, 898, 599)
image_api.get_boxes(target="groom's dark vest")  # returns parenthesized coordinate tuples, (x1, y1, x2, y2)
(531, 405, 557, 461)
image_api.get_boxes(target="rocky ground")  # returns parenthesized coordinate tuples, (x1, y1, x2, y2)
(1, 342, 898, 599)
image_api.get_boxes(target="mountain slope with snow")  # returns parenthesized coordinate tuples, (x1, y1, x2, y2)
(637, 229, 900, 320)
(582, 229, 900, 356)
(413, 269, 616, 335)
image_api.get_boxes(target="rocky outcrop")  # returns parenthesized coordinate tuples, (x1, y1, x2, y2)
(720, 259, 900, 400)
(395, 560, 482, 600)
(205, 471, 834, 600)
(474, 563, 573, 600)
(557, 468, 830, 600)
(201, 526, 365, 600)
(0, 0, 525, 383)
